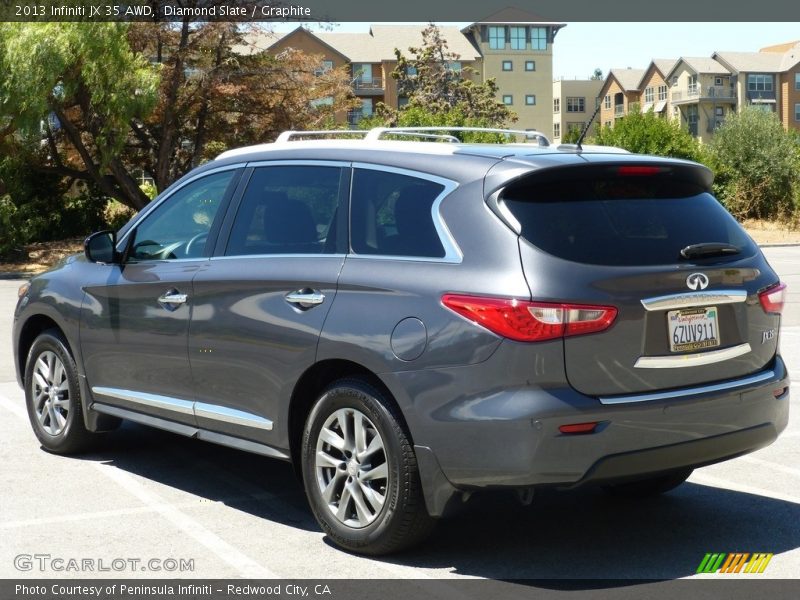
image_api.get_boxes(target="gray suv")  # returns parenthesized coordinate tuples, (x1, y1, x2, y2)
(12, 127, 790, 554)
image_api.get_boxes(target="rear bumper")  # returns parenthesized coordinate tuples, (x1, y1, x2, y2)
(384, 351, 789, 516)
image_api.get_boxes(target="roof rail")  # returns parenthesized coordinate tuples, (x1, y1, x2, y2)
(275, 130, 368, 142)
(365, 126, 550, 146)
(375, 130, 460, 143)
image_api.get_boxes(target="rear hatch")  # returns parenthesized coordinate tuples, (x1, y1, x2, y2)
(499, 160, 783, 396)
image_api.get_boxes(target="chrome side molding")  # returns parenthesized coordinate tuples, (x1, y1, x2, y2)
(640, 289, 747, 312)
(599, 368, 776, 405)
(91, 387, 273, 431)
(634, 343, 752, 369)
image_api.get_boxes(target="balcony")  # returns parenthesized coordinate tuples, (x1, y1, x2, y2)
(671, 86, 736, 104)
(353, 77, 384, 94)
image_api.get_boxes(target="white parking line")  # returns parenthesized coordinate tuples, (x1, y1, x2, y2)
(742, 456, 800, 479)
(0, 390, 275, 578)
(690, 472, 800, 505)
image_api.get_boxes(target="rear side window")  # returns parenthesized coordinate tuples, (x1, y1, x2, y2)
(350, 168, 446, 258)
(226, 165, 343, 256)
(503, 168, 757, 266)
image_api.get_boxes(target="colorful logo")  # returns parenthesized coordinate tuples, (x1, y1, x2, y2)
(696, 552, 773, 574)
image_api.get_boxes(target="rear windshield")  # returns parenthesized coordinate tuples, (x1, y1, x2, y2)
(503, 170, 757, 266)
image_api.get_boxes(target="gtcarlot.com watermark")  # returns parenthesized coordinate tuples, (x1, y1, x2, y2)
(14, 553, 194, 573)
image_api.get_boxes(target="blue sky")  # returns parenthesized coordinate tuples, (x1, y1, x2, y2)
(272, 22, 800, 79)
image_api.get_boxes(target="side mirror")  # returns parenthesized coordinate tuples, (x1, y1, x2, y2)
(84, 231, 119, 264)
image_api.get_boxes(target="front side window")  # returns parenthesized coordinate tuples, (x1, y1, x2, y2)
(350, 169, 446, 259)
(128, 170, 235, 261)
(488, 26, 505, 50)
(510, 26, 526, 50)
(225, 166, 343, 256)
(530, 27, 547, 50)
(566, 97, 585, 112)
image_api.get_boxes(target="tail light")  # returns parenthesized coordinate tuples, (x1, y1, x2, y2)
(616, 166, 666, 176)
(441, 294, 617, 342)
(758, 282, 786, 315)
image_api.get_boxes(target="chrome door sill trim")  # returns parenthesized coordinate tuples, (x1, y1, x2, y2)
(194, 402, 273, 431)
(92, 387, 195, 415)
(91, 403, 288, 460)
(599, 369, 776, 405)
(634, 343, 751, 369)
(640, 290, 747, 312)
(92, 387, 273, 430)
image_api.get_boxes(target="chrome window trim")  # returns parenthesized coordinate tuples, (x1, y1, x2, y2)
(640, 289, 747, 312)
(350, 162, 463, 264)
(633, 342, 752, 369)
(210, 253, 346, 261)
(117, 163, 246, 248)
(92, 387, 194, 416)
(92, 387, 273, 431)
(194, 402, 273, 431)
(245, 159, 352, 168)
(599, 368, 776, 404)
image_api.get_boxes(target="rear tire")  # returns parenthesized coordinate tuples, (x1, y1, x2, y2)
(603, 468, 693, 498)
(301, 378, 435, 555)
(24, 330, 97, 455)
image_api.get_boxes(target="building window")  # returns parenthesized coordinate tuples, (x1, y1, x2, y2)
(604, 120, 612, 128)
(747, 74, 773, 92)
(447, 61, 462, 73)
(488, 26, 505, 50)
(715, 76, 724, 86)
(644, 87, 654, 103)
(510, 26, 526, 50)
(502, 60, 513, 71)
(525, 60, 536, 71)
(567, 123, 584, 136)
(554, 98, 560, 113)
(604, 95, 611, 109)
(796, 103, 800, 121)
(502, 95, 513, 105)
(530, 27, 547, 50)
(715, 106, 724, 117)
(405, 65, 417, 77)
(566, 97, 585, 112)
(525, 95, 536, 105)
(314, 60, 334, 76)
(671, 76, 678, 86)
(796, 73, 800, 90)
(658, 85, 667, 101)
(398, 97, 409, 108)
(553, 123, 561, 138)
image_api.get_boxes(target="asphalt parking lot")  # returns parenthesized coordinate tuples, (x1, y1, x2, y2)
(0, 247, 798, 581)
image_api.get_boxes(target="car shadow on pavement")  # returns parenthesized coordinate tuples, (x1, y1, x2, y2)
(73, 421, 799, 583)
(375, 483, 800, 582)
(75, 420, 318, 533)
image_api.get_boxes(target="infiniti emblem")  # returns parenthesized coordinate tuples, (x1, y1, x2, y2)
(686, 272, 709, 291)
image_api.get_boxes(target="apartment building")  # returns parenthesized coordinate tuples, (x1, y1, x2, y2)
(666, 57, 735, 143)
(597, 68, 644, 128)
(245, 11, 565, 133)
(599, 41, 800, 142)
(551, 78, 603, 144)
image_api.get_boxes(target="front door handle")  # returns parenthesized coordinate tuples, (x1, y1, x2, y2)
(158, 291, 188, 306)
(285, 290, 325, 308)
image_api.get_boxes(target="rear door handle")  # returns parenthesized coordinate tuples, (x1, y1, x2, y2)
(285, 290, 325, 308)
(158, 291, 188, 305)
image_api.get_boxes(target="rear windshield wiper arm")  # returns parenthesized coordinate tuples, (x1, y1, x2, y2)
(680, 242, 741, 260)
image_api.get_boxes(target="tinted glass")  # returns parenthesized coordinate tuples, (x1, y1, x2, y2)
(226, 166, 343, 256)
(129, 170, 235, 261)
(504, 172, 757, 266)
(350, 169, 445, 258)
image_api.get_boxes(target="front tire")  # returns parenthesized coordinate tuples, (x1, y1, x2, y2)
(301, 378, 434, 555)
(24, 330, 97, 454)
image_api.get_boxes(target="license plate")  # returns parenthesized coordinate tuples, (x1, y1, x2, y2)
(667, 307, 720, 353)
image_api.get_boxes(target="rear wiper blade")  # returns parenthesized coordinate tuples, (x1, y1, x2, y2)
(680, 242, 741, 260)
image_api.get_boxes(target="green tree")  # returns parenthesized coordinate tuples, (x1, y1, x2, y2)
(593, 105, 700, 160)
(706, 107, 800, 219)
(363, 23, 515, 138)
(590, 68, 603, 80)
